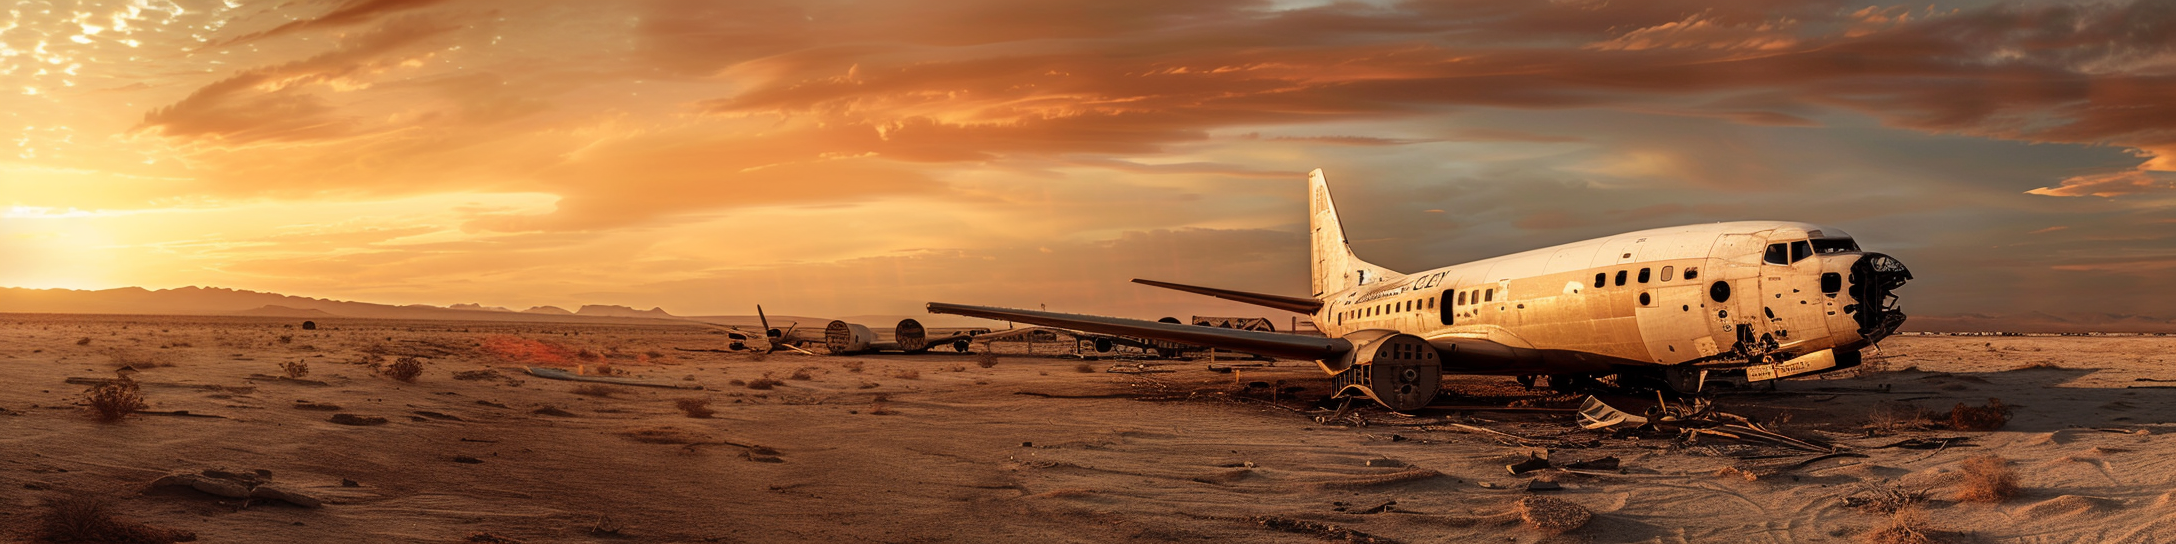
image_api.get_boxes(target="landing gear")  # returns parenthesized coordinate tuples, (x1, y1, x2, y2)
(1547, 373, 1600, 393)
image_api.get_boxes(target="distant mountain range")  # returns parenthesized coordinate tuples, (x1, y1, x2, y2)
(0, 286, 692, 325)
(0, 286, 989, 329)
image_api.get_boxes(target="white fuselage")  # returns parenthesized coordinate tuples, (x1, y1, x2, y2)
(1315, 221, 1891, 374)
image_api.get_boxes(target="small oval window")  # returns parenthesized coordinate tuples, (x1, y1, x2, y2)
(1614, 270, 1627, 286)
(1639, 292, 1651, 306)
(1684, 268, 1700, 280)
(1710, 280, 1731, 302)
(1638, 268, 1651, 283)
(1661, 266, 1674, 282)
(1594, 273, 1606, 288)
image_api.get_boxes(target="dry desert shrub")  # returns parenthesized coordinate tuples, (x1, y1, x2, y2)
(1860, 506, 1956, 544)
(383, 357, 425, 383)
(787, 367, 816, 380)
(278, 360, 309, 379)
(946, 364, 966, 373)
(891, 368, 920, 380)
(75, 337, 92, 346)
(1948, 398, 2012, 431)
(745, 350, 769, 362)
(1867, 401, 1938, 433)
(975, 351, 999, 368)
(869, 401, 897, 415)
(1074, 362, 1096, 373)
(1845, 483, 1930, 515)
(674, 398, 714, 418)
(570, 384, 620, 397)
(838, 360, 865, 373)
(745, 377, 783, 390)
(85, 378, 148, 423)
(1515, 496, 1592, 533)
(36, 495, 196, 544)
(276, 334, 293, 344)
(1956, 455, 2020, 503)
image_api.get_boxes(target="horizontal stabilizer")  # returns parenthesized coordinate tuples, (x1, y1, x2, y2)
(1131, 279, 1323, 314)
(927, 302, 1350, 361)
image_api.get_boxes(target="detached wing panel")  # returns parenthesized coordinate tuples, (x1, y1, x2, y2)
(927, 303, 1350, 361)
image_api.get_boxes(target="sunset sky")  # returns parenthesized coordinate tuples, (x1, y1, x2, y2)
(3, 0, 2174, 320)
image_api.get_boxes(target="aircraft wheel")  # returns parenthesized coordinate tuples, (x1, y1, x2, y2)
(953, 340, 970, 353)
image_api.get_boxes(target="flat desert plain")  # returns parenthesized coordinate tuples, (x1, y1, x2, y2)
(4, 314, 2176, 543)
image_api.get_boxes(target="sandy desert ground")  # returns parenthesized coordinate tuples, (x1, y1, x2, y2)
(3, 314, 2176, 543)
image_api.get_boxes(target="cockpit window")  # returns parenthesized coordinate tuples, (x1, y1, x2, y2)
(1763, 243, 1789, 265)
(1790, 240, 1812, 263)
(1811, 238, 1859, 254)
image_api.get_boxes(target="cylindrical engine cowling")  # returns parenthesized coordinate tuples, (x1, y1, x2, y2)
(1326, 331, 1442, 411)
(825, 321, 876, 354)
(895, 319, 928, 352)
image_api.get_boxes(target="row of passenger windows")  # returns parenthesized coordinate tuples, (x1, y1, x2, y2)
(1594, 266, 1698, 288)
(1334, 264, 1701, 325)
(1337, 294, 1451, 322)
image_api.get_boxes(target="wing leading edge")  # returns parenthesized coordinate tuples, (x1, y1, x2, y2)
(925, 302, 1351, 361)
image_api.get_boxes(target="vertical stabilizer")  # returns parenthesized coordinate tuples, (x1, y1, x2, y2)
(1309, 169, 1390, 296)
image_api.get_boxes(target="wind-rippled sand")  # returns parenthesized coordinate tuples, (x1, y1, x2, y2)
(3, 315, 2175, 543)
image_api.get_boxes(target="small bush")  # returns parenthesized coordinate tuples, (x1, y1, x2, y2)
(76, 337, 92, 346)
(278, 360, 310, 379)
(788, 367, 816, 380)
(1867, 401, 1936, 433)
(892, 369, 920, 380)
(869, 402, 897, 416)
(86, 378, 148, 423)
(1956, 455, 2019, 503)
(1949, 398, 2011, 431)
(277, 335, 293, 344)
(975, 351, 999, 368)
(946, 364, 966, 373)
(571, 384, 620, 397)
(576, 348, 603, 362)
(1074, 363, 1096, 373)
(1861, 506, 1942, 544)
(839, 361, 865, 373)
(383, 357, 425, 383)
(643, 350, 666, 360)
(675, 398, 714, 418)
(588, 363, 617, 376)
(36, 495, 196, 544)
(746, 378, 783, 390)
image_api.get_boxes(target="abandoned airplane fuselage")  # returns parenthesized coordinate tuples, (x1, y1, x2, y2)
(930, 169, 1911, 410)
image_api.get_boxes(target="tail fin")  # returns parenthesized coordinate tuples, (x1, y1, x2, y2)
(1309, 169, 1392, 296)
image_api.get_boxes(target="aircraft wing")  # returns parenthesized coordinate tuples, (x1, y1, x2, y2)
(927, 302, 1350, 361)
(1131, 279, 1323, 314)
